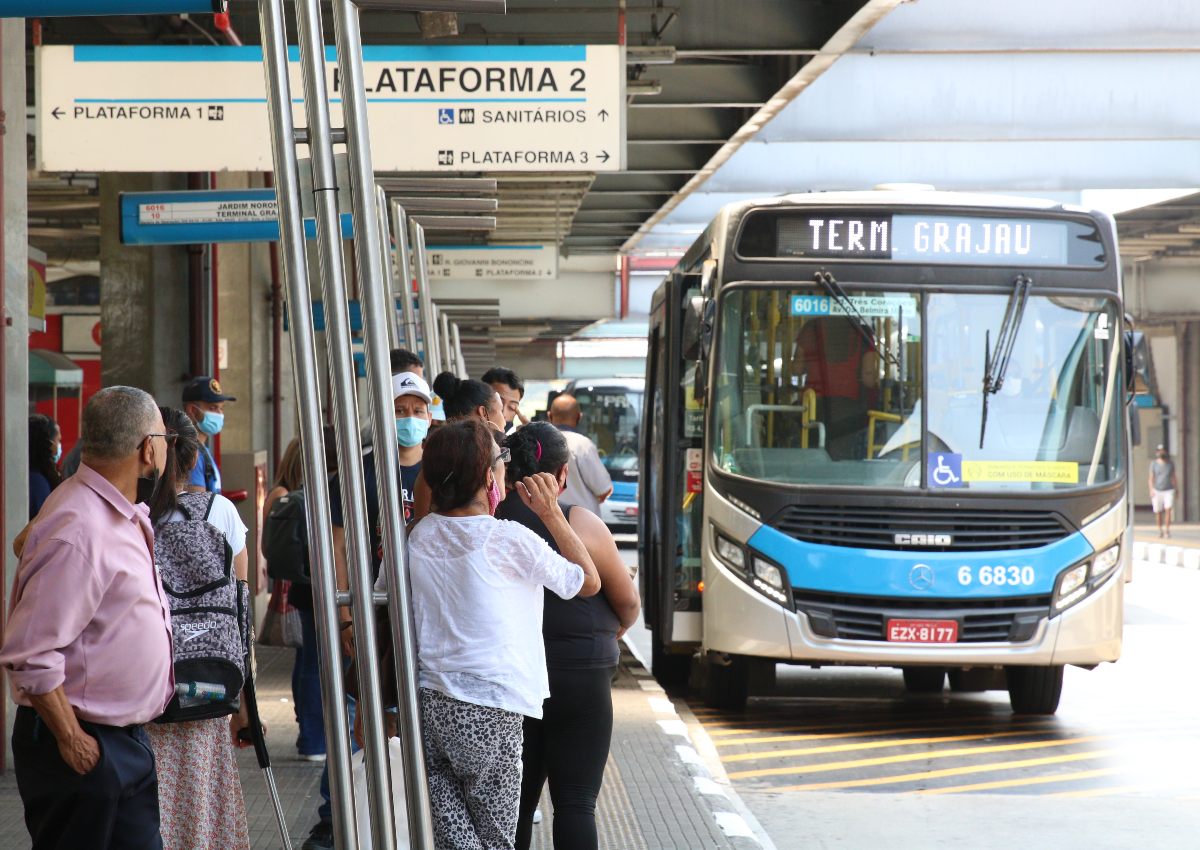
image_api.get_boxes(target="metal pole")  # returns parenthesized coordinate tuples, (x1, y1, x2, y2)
(375, 184, 402, 348)
(439, 310, 454, 377)
(332, 1, 436, 846)
(451, 322, 466, 379)
(390, 200, 421, 353)
(293, 1, 396, 847)
(411, 221, 442, 376)
(256, 2, 357, 848)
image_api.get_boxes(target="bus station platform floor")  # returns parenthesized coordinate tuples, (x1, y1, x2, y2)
(0, 641, 762, 850)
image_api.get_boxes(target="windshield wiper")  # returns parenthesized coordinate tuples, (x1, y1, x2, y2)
(979, 274, 1033, 448)
(813, 271, 900, 370)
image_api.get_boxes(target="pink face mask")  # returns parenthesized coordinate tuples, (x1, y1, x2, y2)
(486, 476, 502, 515)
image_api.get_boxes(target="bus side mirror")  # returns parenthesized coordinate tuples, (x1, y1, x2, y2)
(683, 295, 705, 361)
(1123, 330, 1153, 397)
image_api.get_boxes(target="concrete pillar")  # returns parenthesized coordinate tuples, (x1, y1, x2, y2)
(2, 16, 28, 764)
(1178, 321, 1199, 523)
(99, 173, 191, 401)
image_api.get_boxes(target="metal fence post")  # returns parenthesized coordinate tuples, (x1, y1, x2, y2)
(332, 0, 436, 845)
(374, 184, 402, 348)
(255, 1, 358, 847)
(292, 0, 397, 846)
(390, 200, 421, 353)
(411, 221, 442, 376)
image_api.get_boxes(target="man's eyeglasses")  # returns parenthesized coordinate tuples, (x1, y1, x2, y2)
(495, 447, 511, 465)
(143, 433, 179, 446)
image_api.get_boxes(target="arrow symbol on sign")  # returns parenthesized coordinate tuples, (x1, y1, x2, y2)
(51, 107, 64, 120)
(597, 150, 611, 163)
(598, 108, 609, 122)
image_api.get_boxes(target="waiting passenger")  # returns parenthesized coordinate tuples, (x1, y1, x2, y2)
(548, 394, 612, 516)
(182, 375, 237, 494)
(146, 407, 251, 850)
(27, 413, 62, 517)
(483, 365, 529, 432)
(409, 418, 601, 850)
(390, 346, 424, 378)
(433, 371, 507, 432)
(498, 423, 641, 850)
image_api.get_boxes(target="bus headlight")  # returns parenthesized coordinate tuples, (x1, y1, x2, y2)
(751, 557, 791, 606)
(715, 533, 746, 571)
(1054, 543, 1122, 613)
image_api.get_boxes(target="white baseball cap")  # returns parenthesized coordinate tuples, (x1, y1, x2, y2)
(392, 371, 432, 404)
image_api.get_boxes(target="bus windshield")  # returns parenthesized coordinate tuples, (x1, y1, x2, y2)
(570, 383, 643, 482)
(713, 286, 1122, 492)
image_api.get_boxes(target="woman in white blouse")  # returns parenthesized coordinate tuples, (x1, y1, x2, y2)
(409, 417, 600, 850)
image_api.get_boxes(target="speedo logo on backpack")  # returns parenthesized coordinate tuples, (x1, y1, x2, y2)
(154, 491, 252, 722)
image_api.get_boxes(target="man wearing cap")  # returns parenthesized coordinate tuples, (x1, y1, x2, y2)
(299, 371, 433, 850)
(182, 376, 237, 494)
(1150, 444, 1178, 539)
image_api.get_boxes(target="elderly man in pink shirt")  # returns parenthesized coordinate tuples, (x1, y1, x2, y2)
(1, 386, 175, 850)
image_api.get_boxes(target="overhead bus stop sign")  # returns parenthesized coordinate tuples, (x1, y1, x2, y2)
(37, 44, 626, 173)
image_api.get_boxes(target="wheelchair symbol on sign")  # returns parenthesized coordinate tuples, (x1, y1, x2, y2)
(438, 108, 455, 125)
(932, 455, 960, 486)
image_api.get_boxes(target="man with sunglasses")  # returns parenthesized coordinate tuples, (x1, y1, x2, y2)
(1, 386, 175, 850)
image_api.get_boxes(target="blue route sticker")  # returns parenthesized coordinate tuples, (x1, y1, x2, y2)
(928, 452, 964, 488)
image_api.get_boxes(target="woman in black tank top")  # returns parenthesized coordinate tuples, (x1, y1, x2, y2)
(496, 423, 641, 850)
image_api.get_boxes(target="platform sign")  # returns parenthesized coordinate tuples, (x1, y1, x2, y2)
(119, 189, 354, 244)
(37, 45, 626, 173)
(425, 244, 557, 280)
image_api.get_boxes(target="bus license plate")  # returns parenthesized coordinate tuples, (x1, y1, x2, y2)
(887, 619, 959, 644)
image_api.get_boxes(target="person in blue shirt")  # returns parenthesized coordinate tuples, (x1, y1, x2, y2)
(28, 413, 62, 517)
(182, 376, 237, 494)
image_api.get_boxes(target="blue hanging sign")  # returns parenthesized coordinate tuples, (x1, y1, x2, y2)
(0, 1, 223, 16)
(119, 189, 354, 245)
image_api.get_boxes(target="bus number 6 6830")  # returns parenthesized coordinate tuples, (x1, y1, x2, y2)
(957, 565, 1036, 587)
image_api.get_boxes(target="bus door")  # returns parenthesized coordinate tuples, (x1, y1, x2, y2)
(640, 270, 706, 684)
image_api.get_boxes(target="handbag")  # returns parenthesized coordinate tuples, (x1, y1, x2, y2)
(259, 580, 304, 649)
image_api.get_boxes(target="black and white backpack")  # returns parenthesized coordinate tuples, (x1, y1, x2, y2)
(154, 491, 253, 722)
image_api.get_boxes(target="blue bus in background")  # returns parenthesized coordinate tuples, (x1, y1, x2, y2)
(564, 378, 644, 533)
(641, 192, 1141, 714)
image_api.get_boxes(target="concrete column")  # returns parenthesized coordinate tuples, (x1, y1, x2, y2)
(99, 173, 190, 401)
(1178, 321, 1199, 523)
(2, 16, 28, 763)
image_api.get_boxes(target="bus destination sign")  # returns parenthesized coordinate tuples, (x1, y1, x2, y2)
(759, 211, 1104, 267)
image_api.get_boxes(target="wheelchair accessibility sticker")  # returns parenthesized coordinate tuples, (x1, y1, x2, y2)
(928, 454, 1080, 488)
(928, 453, 964, 488)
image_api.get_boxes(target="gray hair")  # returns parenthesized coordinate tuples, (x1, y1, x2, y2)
(81, 386, 159, 460)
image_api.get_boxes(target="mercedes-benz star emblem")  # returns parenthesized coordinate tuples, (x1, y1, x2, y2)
(909, 564, 934, 591)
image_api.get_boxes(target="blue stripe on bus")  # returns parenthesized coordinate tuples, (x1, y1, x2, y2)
(74, 45, 588, 63)
(746, 524, 1094, 599)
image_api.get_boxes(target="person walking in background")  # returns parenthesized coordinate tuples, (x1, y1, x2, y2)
(483, 366, 529, 432)
(499, 423, 641, 850)
(0, 386, 174, 850)
(548, 394, 613, 516)
(183, 376, 237, 494)
(1150, 444, 1178, 539)
(28, 413, 63, 517)
(146, 407, 251, 850)
(410, 418, 601, 850)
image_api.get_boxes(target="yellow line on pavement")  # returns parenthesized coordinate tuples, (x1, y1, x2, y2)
(725, 735, 1103, 780)
(703, 712, 1016, 734)
(1047, 783, 1149, 799)
(714, 718, 1054, 746)
(917, 768, 1117, 795)
(721, 728, 1060, 763)
(769, 749, 1115, 792)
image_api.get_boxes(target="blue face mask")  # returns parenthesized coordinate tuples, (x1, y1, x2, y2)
(197, 411, 225, 436)
(53, 444, 62, 464)
(395, 416, 430, 448)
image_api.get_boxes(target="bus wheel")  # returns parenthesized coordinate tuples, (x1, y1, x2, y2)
(651, 635, 692, 691)
(703, 655, 750, 710)
(902, 667, 946, 694)
(1006, 665, 1063, 714)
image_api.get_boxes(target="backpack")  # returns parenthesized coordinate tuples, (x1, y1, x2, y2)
(262, 488, 311, 584)
(154, 492, 252, 722)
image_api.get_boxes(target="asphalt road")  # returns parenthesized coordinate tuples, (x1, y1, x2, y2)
(622, 537, 1200, 850)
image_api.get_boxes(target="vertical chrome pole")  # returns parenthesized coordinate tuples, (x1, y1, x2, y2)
(332, 1, 436, 846)
(374, 184, 402, 348)
(390, 200, 421, 353)
(293, 1, 396, 847)
(439, 310, 455, 376)
(451, 322, 466, 378)
(257, 2, 358, 848)
(411, 221, 442, 375)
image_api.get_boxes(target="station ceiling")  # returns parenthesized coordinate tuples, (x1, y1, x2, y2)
(26, 0, 876, 261)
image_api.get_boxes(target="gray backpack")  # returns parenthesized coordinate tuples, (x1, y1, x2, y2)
(154, 492, 252, 722)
